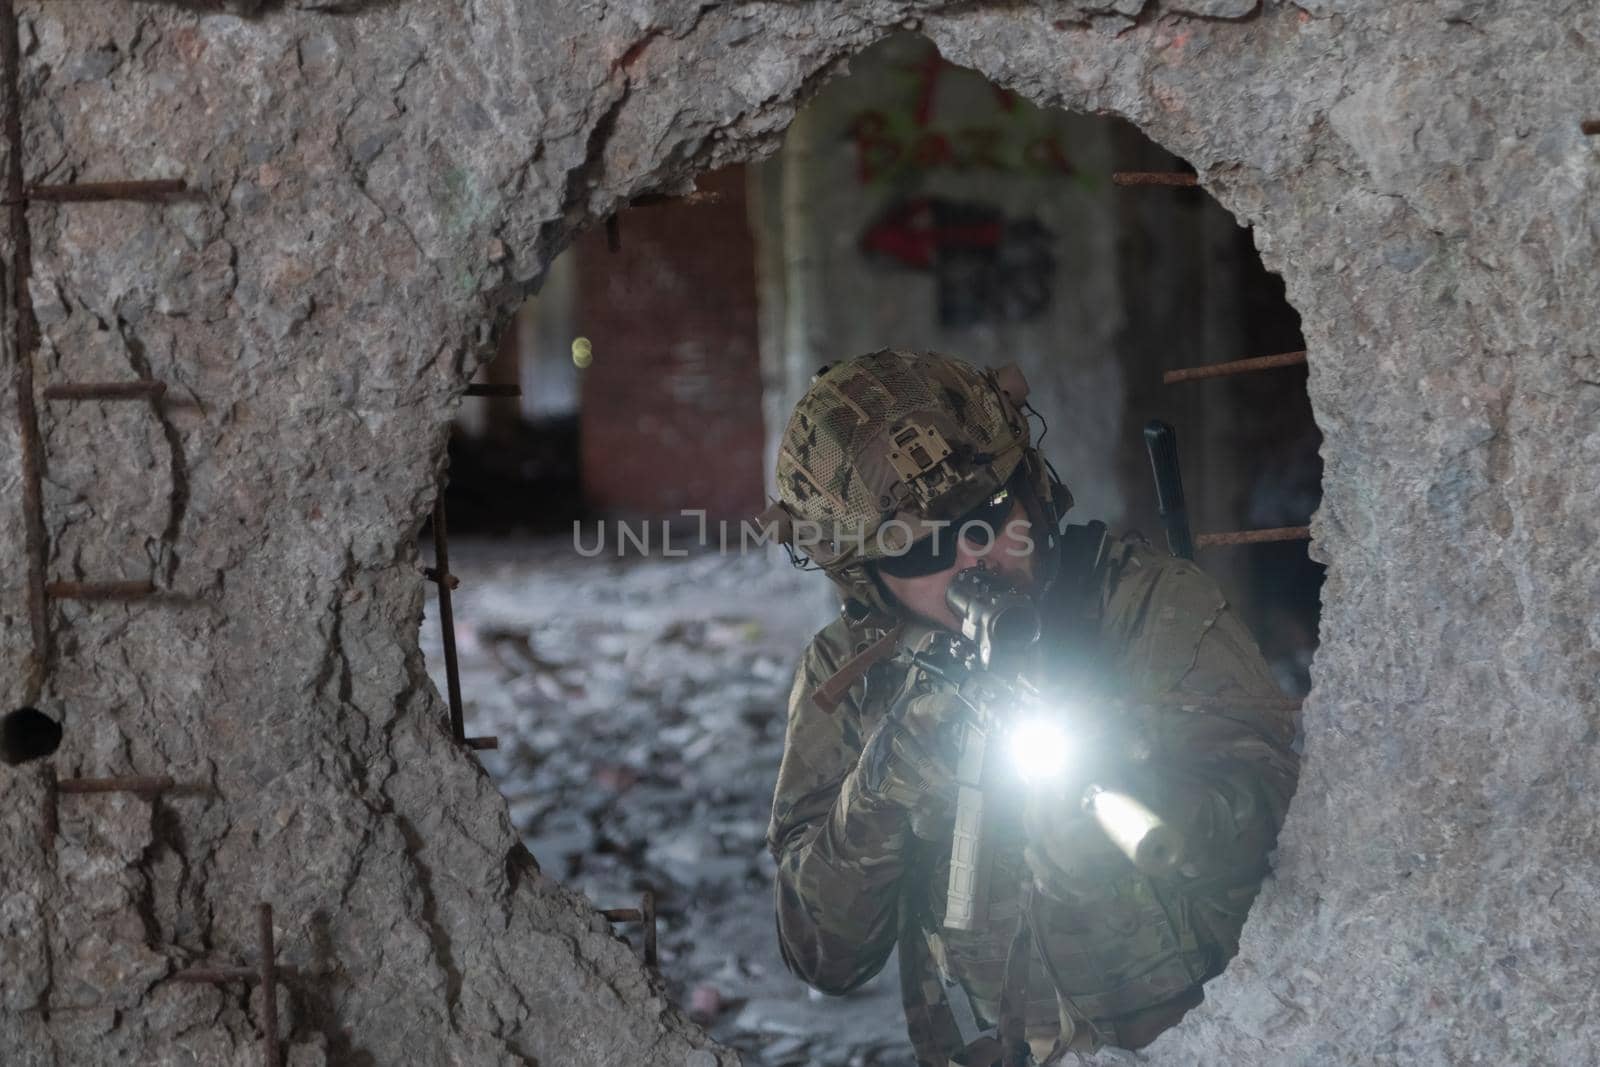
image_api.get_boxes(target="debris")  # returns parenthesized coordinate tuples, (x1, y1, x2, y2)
(420, 536, 908, 1064)
(689, 983, 724, 1022)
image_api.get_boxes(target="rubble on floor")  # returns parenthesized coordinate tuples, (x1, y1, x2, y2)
(420, 537, 912, 1066)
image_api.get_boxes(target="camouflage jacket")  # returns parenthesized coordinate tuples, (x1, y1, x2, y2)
(766, 532, 1300, 1065)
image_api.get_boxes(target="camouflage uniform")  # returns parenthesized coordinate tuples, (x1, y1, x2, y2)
(755, 348, 1299, 1064)
(766, 534, 1300, 1064)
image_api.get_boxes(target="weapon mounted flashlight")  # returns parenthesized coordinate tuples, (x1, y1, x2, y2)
(1083, 785, 1184, 878)
(935, 568, 1187, 932)
(1006, 715, 1072, 784)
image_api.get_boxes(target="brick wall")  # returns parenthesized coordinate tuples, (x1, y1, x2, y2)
(575, 164, 766, 521)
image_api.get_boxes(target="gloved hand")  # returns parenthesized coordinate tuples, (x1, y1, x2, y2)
(1019, 715, 1167, 899)
(853, 682, 969, 839)
(1022, 780, 1133, 901)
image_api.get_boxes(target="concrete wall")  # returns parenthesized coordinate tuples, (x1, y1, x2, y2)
(1, 3, 1596, 1066)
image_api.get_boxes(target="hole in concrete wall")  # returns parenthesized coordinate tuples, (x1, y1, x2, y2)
(2, 706, 63, 766)
(423, 31, 1315, 1065)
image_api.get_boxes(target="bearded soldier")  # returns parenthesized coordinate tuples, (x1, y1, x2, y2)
(755, 349, 1299, 1066)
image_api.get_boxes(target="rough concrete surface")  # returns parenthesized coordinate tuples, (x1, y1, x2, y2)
(1, 1, 1596, 1065)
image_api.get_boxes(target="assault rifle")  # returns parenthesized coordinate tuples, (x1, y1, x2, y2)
(917, 566, 1184, 932)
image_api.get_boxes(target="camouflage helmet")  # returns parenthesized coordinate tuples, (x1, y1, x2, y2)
(755, 348, 1068, 620)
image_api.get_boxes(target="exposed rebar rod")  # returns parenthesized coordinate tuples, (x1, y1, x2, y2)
(601, 889, 659, 968)
(465, 736, 499, 750)
(259, 904, 279, 1067)
(1, 0, 48, 693)
(431, 494, 466, 744)
(170, 966, 258, 983)
(44, 381, 167, 401)
(1582, 119, 1600, 135)
(41, 765, 57, 839)
(1112, 171, 1199, 187)
(463, 383, 522, 398)
(629, 189, 723, 208)
(642, 889, 657, 969)
(26, 179, 187, 202)
(1194, 525, 1312, 549)
(168, 906, 281, 1066)
(1163, 350, 1308, 385)
(45, 580, 157, 600)
(57, 774, 176, 795)
(423, 566, 460, 591)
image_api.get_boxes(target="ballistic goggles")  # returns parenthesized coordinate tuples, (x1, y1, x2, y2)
(873, 470, 1027, 579)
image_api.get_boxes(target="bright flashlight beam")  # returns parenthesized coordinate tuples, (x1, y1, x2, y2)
(1007, 717, 1072, 784)
(1085, 787, 1184, 877)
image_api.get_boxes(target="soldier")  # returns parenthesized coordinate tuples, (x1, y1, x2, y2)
(755, 349, 1299, 1066)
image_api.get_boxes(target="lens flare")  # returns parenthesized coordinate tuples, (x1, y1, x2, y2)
(1007, 716, 1071, 784)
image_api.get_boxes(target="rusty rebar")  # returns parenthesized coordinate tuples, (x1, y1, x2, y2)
(431, 494, 466, 744)
(41, 765, 57, 839)
(465, 736, 499, 751)
(642, 889, 657, 969)
(259, 903, 279, 1067)
(1163, 350, 1308, 385)
(57, 774, 175, 796)
(1112, 171, 1199, 188)
(45, 580, 157, 601)
(44, 381, 167, 401)
(423, 566, 460, 591)
(169, 902, 285, 1067)
(170, 966, 257, 983)
(602, 889, 658, 968)
(605, 214, 621, 254)
(1, 0, 49, 691)
(25, 179, 187, 202)
(629, 189, 723, 208)
(19, 1000, 114, 1013)
(1582, 119, 1600, 136)
(463, 383, 521, 398)
(1194, 525, 1311, 549)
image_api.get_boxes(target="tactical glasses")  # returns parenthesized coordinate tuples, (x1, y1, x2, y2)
(873, 474, 1025, 579)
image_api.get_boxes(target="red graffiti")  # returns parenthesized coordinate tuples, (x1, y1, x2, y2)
(860, 198, 1003, 269)
(849, 112, 1074, 184)
(849, 112, 900, 185)
(851, 47, 1076, 184)
(859, 196, 1058, 327)
(911, 49, 944, 127)
(903, 51, 1018, 125)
